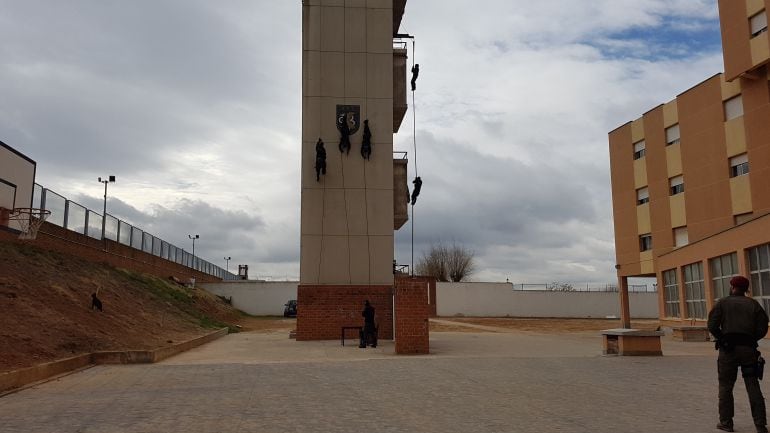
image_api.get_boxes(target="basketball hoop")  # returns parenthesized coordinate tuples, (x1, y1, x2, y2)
(8, 208, 51, 240)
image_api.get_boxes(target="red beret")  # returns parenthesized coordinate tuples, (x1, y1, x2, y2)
(730, 276, 750, 289)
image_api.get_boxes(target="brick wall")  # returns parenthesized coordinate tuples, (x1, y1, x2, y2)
(296, 285, 394, 341)
(0, 222, 219, 283)
(394, 277, 430, 355)
(409, 275, 437, 317)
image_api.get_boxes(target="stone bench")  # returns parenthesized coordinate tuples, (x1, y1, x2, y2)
(671, 326, 711, 342)
(602, 329, 664, 356)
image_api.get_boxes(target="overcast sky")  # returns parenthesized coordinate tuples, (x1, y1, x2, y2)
(0, 0, 724, 283)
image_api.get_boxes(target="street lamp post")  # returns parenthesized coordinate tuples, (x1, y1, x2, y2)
(188, 234, 199, 257)
(98, 176, 115, 241)
(224, 256, 231, 273)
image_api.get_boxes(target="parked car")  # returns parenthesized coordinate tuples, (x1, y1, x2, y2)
(283, 300, 297, 318)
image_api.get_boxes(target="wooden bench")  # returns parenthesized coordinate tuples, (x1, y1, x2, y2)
(602, 329, 664, 356)
(671, 326, 710, 342)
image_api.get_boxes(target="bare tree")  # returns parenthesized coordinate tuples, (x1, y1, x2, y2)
(415, 242, 476, 282)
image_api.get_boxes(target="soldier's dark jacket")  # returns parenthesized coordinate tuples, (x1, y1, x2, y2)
(708, 294, 769, 347)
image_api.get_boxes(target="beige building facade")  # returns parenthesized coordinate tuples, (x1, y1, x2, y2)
(609, 0, 770, 323)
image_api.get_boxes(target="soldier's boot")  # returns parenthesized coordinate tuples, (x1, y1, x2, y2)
(358, 330, 366, 348)
(756, 424, 769, 433)
(716, 421, 734, 432)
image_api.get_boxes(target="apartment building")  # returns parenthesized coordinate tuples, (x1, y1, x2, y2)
(609, 0, 770, 323)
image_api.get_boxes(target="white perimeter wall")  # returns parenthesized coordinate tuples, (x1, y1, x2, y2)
(200, 281, 659, 318)
(200, 281, 298, 316)
(437, 282, 659, 319)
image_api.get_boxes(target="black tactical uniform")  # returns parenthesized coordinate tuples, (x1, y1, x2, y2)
(708, 277, 769, 432)
(360, 300, 377, 348)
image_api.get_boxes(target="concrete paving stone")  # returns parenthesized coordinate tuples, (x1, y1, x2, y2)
(0, 330, 766, 432)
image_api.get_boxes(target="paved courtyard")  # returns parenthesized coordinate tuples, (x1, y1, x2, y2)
(0, 324, 766, 433)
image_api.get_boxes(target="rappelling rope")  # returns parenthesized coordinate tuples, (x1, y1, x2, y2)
(316, 21, 326, 283)
(411, 39, 418, 177)
(363, 8, 371, 285)
(410, 38, 417, 276)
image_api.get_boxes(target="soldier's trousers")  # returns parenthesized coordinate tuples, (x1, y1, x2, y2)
(363, 324, 377, 347)
(718, 345, 766, 426)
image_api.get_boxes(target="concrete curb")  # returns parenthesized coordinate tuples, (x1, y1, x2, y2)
(0, 328, 229, 395)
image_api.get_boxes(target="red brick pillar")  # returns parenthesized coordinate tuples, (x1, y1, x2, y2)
(410, 276, 437, 317)
(427, 278, 437, 317)
(394, 277, 430, 354)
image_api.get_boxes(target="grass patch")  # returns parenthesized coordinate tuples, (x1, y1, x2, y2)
(115, 268, 193, 305)
(198, 316, 240, 333)
(114, 268, 238, 332)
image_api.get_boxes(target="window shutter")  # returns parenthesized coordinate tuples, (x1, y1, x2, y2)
(665, 124, 680, 144)
(751, 11, 768, 36)
(730, 153, 748, 167)
(637, 187, 649, 201)
(674, 227, 689, 247)
(724, 96, 744, 121)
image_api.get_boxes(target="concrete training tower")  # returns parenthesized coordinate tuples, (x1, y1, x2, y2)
(298, 0, 414, 342)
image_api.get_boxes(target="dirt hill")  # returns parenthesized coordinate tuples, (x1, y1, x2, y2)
(0, 240, 246, 372)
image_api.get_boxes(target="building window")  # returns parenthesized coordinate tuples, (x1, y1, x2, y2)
(735, 212, 753, 225)
(751, 11, 768, 38)
(674, 227, 689, 248)
(663, 269, 681, 318)
(639, 234, 652, 252)
(665, 124, 680, 146)
(683, 262, 706, 319)
(724, 95, 744, 121)
(749, 243, 770, 312)
(730, 154, 749, 177)
(633, 140, 646, 160)
(711, 252, 739, 301)
(669, 175, 684, 195)
(636, 187, 649, 205)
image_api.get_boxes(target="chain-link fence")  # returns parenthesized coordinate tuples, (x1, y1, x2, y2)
(32, 183, 239, 280)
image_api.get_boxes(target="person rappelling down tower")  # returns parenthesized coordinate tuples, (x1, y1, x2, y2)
(411, 176, 422, 205)
(338, 115, 351, 154)
(361, 119, 372, 160)
(315, 138, 327, 181)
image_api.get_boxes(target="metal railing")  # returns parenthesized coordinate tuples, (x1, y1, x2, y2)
(510, 283, 657, 293)
(32, 183, 239, 281)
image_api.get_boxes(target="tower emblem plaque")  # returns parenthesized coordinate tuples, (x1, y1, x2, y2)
(336, 105, 361, 135)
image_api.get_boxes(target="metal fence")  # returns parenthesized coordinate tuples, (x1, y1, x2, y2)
(32, 183, 239, 281)
(511, 283, 657, 293)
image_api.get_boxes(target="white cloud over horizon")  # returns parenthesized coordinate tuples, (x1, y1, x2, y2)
(1, 0, 725, 284)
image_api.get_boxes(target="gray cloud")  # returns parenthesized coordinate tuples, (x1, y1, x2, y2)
(0, 0, 300, 180)
(72, 192, 292, 277)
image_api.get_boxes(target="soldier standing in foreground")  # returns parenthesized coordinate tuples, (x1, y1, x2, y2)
(708, 276, 769, 432)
